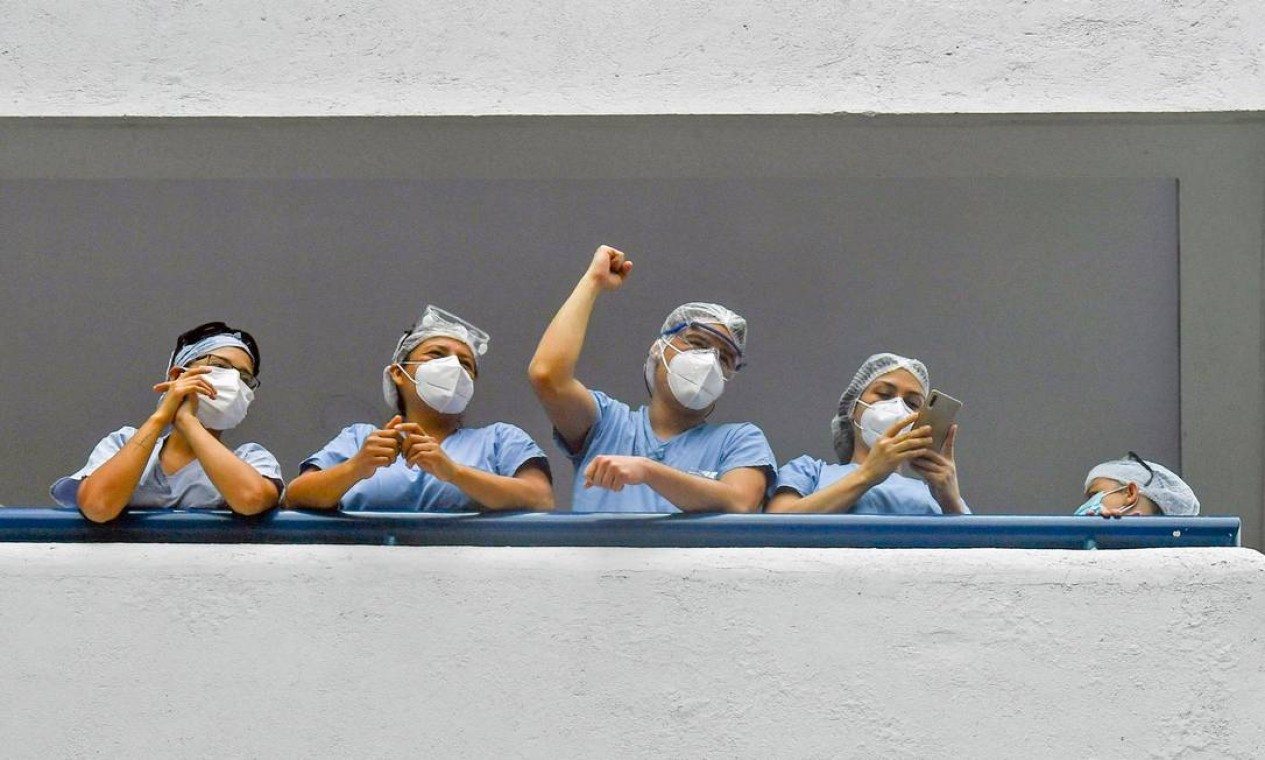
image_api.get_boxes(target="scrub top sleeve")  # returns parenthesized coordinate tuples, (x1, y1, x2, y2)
(234, 443, 284, 482)
(49, 427, 135, 508)
(717, 424, 778, 499)
(551, 390, 624, 464)
(717, 424, 778, 475)
(773, 455, 824, 497)
(300, 424, 371, 473)
(492, 424, 552, 479)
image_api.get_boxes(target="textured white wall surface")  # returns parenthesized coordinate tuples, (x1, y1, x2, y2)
(2, 1, 1263, 116)
(0, 544, 1262, 758)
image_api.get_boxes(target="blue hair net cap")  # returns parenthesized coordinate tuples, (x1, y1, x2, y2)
(830, 353, 930, 463)
(168, 334, 252, 374)
(1085, 458, 1200, 516)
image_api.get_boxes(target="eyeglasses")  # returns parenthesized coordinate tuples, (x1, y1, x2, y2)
(186, 354, 260, 390)
(661, 324, 744, 378)
(661, 337, 741, 380)
(172, 322, 261, 375)
(1126, 451, 1156, 487)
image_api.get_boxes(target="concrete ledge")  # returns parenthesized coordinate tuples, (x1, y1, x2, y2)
(1, 545, 1262, 758)
(4, 1, 1263, 115)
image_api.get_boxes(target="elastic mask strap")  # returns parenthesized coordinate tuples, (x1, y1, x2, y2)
(659, 337, 730, 385)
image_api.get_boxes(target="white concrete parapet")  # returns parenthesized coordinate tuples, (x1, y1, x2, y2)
(0, 545, 1262, 758)
(3, 1, 1263, 115)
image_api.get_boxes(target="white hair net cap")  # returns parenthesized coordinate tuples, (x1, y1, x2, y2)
(830, 353, 930, 463)
(382, 305, 489, 409)
(1085, 456, 1200, 516)
(659, 302, 748, 358)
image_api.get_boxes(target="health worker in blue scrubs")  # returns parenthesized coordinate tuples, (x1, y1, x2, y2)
(285, 306, 553, 512)
(767, 352, 970, 515)
(51, 322, 283, 523)
(528, 245, 775, 513)
(1075, 453, 1199, 517)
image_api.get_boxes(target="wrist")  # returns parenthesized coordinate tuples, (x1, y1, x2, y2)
(346, 459, 374, 482)
(576, 275, 606, 297)
(937, 490, 965, 514)
(146, 411, 174, 429)
(854, 462, 885, 488)
(443, 463, 470, 485)
(638, 458, 664, 486)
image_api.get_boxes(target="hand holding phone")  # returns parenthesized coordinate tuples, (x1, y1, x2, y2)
(902, 390, 962, 480)
(917, 390, 962, 453)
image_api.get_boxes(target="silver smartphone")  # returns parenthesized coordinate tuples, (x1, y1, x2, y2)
(916, 390, 962, 453)
(901, 390, 962, 481)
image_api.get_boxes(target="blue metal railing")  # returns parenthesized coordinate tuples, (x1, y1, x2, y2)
(0, 508, 1241, 549)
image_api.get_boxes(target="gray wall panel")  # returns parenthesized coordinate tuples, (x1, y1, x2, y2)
(1, 177, 1178, 515)
(0, 116, 1259, 544)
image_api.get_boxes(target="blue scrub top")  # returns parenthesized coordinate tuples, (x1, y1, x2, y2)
(557, 390, 777, 513)
(775, 455, 971, 515)
(301, 422, 549, 512)
(51, 426, 283, 510)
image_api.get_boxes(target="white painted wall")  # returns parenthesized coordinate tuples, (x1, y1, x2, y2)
(1, 544, 1262, 758)
(3, 1, 1263, 116)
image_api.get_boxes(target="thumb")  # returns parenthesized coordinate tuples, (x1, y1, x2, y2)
(885, 413, 919, 438)
(385, 414, 403, 429)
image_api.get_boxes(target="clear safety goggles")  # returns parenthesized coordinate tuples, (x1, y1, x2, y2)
(395, 305, 491, 359)
(659, 323, 744, 379)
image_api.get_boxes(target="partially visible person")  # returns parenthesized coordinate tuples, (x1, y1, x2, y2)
(284, 306, 553, 512)
(767, 353, 970, 515)
(528, 245, 775, 513)
(52, 322, 282, 523)
(1075, 452, 1199, 517)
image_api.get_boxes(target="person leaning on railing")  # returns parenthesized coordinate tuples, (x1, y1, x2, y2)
(283, 305, 553, 512)
(51, 322, 283, 523)
(767, 353, 970, 515)
(1075, 453, 1200, 517)
(528, 245, 776, 514)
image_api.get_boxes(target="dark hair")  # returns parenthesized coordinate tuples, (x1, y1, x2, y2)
(170, 322, 262, 375)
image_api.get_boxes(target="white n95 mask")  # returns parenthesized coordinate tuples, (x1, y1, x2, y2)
(410, 356, 474, 414)
(854, 397, 914, 449)
(195, 366, 255, 430)
(657, 340, 726, 410)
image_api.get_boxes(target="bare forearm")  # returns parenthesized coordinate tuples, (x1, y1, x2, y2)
(766, 469, 879, 514)
(642, 461, 761, 513)
(177, 420, 279, 515)
(283, 462, 366, 510)
(77, 415, 167, 523)
(448, 466, 554, 511)
(528, 277, 601, 387)
(528, 278, 601, 450)
(934, 493, 969, 514)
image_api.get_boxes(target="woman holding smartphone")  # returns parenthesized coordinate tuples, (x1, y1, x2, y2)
(766, 353, 969, 515)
